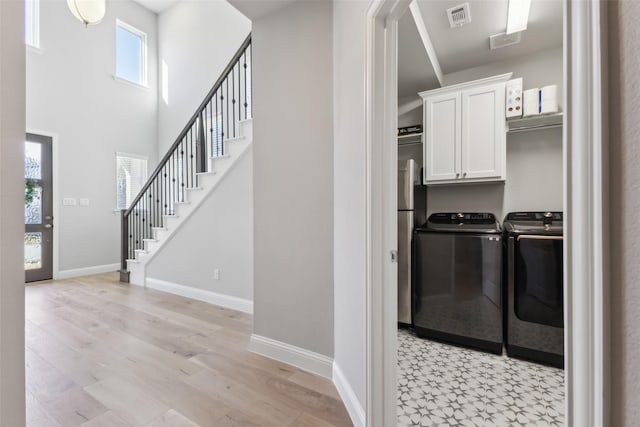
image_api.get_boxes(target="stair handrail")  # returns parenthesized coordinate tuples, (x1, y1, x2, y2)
(124, 33, 251, 218)
(120, 33, 252, 281)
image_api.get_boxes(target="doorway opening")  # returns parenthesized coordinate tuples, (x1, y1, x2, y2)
(365, 1, 608, 426)
(25, 133, 53, 283)
(396, 1, 564, 424)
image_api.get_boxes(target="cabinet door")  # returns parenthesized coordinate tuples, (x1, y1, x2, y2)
(424, 92, 461, 183)
(461, 82, 506, 180)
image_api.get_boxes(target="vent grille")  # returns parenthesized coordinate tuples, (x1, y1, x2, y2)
(489, 32, 522, 50)
(447, 3, 471, 28)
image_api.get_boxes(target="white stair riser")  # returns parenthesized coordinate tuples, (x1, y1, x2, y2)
(144, 240, 159, 252)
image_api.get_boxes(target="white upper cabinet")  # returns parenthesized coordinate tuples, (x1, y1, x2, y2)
(424, 92, 460, 182)
(420, 73, 510, 185)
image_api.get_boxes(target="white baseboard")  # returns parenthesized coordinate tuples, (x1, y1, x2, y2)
(55, 263, 120, 280)
(249, 334, 333, 379)
(145, 277, 253, 314)
(333, 362, 366, 427)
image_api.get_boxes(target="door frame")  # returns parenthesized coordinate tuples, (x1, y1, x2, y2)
(364, 1, 609, 426)
(25, 132, 53, 282)
(26, 129, 60, 281)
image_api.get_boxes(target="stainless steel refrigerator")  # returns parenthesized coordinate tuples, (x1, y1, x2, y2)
(397, 159, 427, 326)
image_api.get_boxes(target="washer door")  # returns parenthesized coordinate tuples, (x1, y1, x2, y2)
(514, 235, 563, 328)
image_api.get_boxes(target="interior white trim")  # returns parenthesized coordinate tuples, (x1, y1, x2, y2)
(365, 1, 408, 425)
(333, 361, 366, 427)
(418, 72, 512, 97)
(248, 334, 333, 379)
(563, 1, 609, 425)
(56, 263, 120, 280)
(366, 1, 608, 427)
(409, 1, 443, 86)
(145, 277, 253, 314)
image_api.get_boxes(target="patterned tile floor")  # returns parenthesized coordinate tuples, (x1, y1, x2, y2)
(397, 329, 564, 427)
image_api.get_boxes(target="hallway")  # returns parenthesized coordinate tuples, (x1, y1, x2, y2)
(25, 273, 351, 426)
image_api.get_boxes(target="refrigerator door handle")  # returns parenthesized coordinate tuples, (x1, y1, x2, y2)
(391, 250, 398, 263)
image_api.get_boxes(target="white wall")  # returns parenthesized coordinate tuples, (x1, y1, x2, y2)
(333, 0, 369, 416)
(146, 149, 253, 302)
(0, 1, 26, 423)
(157, 0, 250, 154)
(26, 0, 159, 273)
(252, 0, 334, 356)
(425, 47, 564, 219)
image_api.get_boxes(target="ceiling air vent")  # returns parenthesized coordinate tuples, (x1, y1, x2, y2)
(489, 31, 522, 50)
(446, 3, 471, 28)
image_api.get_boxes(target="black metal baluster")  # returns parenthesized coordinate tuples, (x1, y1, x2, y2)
(170, 151, 175, 209)
(232, 64, 236, 138)
(243, 50, 248, 119)
(162, 165, 167, 220)
(220, 88, 225, 157)
(209, 100, 213, 161)
(225, 78, 229, 154)
(178, 145, 182, 201)
(189, 131, 194, 187)
(174, 147, 178, 205)
(215, 93, 219, 156)
(237, 59, 241, 126)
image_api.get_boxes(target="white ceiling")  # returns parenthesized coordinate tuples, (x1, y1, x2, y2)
(398, 0, 563, 97)
(226, 0, 298, 20)
(132, 0, 179, 13)
(132, 0, 298, 19)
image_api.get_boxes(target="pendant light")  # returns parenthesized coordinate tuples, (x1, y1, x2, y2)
(67, 0, 106, 26)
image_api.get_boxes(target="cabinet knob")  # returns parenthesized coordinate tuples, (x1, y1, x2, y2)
(456, 173, 460, 178)
(463, 172, 467, 177)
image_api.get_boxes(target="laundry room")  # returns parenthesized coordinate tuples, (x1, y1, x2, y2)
(395, 1, 565, 426)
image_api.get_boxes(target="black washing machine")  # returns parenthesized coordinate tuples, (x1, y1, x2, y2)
(503, 212, 564, 368)
(413, 213, 503, 354)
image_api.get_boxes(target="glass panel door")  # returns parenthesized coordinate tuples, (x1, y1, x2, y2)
(25, 134, 53, 282)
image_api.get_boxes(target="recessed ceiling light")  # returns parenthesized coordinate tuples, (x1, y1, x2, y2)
(506, 0, 532, 34)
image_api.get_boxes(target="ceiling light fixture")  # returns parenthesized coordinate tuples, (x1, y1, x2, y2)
(506, 0, 531, 34)
(67, 0, 106, 26)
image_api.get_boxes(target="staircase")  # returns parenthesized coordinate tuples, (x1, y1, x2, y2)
(120, 34, 252, 285)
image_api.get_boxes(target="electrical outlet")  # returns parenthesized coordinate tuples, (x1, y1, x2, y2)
(214, 269, 220, 280)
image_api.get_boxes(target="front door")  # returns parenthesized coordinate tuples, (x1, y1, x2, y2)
(25, 133, 53, 282)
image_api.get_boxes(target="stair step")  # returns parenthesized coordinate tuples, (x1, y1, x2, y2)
(186, 187, 203, 191)
(143, 238, 157, 243)
(134, 250, 148, 259)
(225, 135, 246, 143)
(196, 171, 216, 177)
(163, 214, 179, 219)
(126, 258, 139, 264)
(209, 154, 231, 160)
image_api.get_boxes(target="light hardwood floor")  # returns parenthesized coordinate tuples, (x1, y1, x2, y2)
(25, 273, 352, 427)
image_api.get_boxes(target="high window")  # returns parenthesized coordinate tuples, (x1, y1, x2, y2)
(116, 153, 147, 210)
(115, 20, 147, 86)
(25, 0, 39, 48)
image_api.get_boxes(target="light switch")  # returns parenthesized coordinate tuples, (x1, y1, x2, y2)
(79, 198, 90, 207)
(63, 198, 77, 206)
